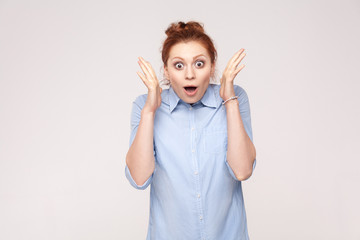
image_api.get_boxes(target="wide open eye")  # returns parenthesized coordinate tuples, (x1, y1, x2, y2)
(195, 60, 204, 68)
(174, 62, 184, 69)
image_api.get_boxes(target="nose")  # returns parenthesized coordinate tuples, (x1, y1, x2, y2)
(185, 66, 195, 80)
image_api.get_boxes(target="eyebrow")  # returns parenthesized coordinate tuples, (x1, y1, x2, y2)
(171, 54, 207, 61)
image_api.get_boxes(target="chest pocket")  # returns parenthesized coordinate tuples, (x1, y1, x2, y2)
(203, 127, 228, 154)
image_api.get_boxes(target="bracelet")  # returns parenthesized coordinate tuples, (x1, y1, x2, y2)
(222, 96, 239, 105)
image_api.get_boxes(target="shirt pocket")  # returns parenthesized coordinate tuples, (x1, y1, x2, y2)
(203, 127, 228, 154)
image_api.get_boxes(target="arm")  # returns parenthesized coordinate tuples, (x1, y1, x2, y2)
(126, 110, 156, 186)
(125, 56, 162, 187)
(219, 48, 256, 181)
(225, 97, 256, 181)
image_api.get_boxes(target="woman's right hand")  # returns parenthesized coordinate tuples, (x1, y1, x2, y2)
(137, 57, 162, 114)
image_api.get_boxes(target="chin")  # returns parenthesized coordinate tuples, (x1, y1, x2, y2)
(184, 91, 203, 104)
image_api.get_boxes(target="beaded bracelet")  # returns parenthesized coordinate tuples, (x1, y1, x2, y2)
(222, 96, 239, 105)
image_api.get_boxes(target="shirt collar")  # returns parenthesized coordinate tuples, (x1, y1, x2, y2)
(168, 86, 181, 113)
(165, 84, 221, 113)
(201, 84, 220, 108)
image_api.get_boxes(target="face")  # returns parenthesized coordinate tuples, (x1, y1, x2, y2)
(164, 41, 215, 104)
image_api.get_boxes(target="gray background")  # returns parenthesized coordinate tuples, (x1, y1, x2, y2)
(1, 0, 359, 239)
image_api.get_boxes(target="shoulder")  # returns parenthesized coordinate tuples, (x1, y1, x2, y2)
(234, 84, 249, 103)
(132, 93, 148, 109)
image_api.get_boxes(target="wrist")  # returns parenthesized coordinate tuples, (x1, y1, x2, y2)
(222, 95, 238, 105)
(224, 98, 239, 108)
(141, 108, 156, 117)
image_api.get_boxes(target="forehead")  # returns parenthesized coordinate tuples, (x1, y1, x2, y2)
(169, 41, 210, 59)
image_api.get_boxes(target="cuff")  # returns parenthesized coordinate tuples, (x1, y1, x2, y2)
(125, 164, 154, 190)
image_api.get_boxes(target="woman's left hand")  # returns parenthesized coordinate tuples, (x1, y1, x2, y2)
(219, 48, 246, 101)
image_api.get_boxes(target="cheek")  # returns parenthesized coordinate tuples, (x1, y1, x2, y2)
(169, 71, 182, 82)
(198, 69, 212, 80)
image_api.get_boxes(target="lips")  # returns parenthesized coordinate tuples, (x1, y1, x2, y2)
(184, 85, 198, 96)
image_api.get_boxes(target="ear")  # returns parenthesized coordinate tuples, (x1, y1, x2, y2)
(164, 65, 170, 79)
(210, 62, 216, 78)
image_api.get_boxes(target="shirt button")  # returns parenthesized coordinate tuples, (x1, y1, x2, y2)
(197, 193, 201, 198)
(189, 106, 192, 110)
(191, 127, 195, 131)
(192, 149, 195, 153)
(194, 171, 198, 175)
(199, 215, 203, 220)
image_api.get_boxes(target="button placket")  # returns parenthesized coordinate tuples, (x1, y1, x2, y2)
(189, 105, 206, 239)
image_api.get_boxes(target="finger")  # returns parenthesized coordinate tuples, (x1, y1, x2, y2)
(137, 71, 149, 88)
(144, 60, 157, 78)
(225, 48, 245, 70)
(139, 61, 157, 86)
(233, 64, 245, 76)
(138, 59, 152, 80)
(137, 69, 158, 91)
(228, 49, 246, 71)
(229, 48, 244, 64)
(139, 57, 156, 80)
(233, 52, 246, 69)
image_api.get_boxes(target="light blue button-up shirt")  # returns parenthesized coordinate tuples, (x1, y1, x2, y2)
(125, 83, 256, 240)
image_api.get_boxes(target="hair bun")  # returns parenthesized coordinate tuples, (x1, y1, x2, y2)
(165, 21, 205, 36)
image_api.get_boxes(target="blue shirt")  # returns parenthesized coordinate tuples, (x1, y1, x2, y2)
(125, 83, 256, 240)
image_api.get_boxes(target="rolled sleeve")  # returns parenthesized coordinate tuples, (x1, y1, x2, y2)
(125, 95, 155, 190)
(225, 152, 256, 181)
(225, 85, 257, 181)
(125, 164, 154, 190)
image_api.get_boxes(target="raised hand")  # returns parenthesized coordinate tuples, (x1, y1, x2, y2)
(137, 57, 163, 114)
(219, 48, 246, 101)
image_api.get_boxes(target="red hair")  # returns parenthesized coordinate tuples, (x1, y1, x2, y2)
(161, 21, 217, 67)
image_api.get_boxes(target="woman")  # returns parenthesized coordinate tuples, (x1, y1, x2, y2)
(125, 21, 257, 240)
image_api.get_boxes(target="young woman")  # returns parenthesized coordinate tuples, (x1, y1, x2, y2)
(125, 21, 257, 240)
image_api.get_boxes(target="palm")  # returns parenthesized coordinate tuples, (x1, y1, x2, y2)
(220, 49, 246, 100)
(137, 57, 162, 112)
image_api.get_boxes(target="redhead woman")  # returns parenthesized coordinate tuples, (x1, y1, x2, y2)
(125, 21, 256, 240)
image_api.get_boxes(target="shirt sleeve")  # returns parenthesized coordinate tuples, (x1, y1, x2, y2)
(125, 95, 156, 190)
(225, 85, 256, 181)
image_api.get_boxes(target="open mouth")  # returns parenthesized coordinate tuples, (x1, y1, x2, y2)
(184, 86, 197, 92)
(184, 86, 198, 96)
